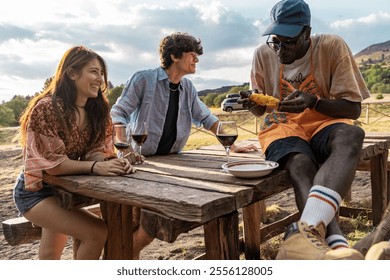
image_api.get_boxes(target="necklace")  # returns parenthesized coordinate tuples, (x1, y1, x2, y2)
(169, 82, 180, 92)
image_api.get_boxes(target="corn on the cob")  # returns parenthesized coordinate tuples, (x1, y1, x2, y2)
(249, 93, 280, 109)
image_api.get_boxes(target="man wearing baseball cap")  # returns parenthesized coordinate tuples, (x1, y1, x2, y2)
(240, 0, 371, 259)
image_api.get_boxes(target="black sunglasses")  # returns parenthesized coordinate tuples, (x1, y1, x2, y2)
(266, 27, 308, 51)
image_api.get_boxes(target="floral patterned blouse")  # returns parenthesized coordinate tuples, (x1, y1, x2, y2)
(23, 96, 114, 191)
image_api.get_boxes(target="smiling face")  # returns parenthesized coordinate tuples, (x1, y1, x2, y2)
(176, 51, 199, 75)
(70, 58, 104, 103)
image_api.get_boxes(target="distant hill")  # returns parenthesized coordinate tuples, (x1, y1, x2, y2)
(354, 40, 390, 65)
(198, 83, 249, 96)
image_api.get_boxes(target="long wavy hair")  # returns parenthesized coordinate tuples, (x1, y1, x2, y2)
(19, 46, 110, 149)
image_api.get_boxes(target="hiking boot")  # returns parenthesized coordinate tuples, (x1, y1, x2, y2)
(276, 221, 364, 260)
(365, 241, 390, 260)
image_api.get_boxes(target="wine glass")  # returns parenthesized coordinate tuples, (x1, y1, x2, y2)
(113, 124, 130, 158)
(130, 122, 148, 164)
(216, 121, 238, 168)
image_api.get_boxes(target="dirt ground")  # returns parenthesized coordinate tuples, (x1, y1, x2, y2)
(0, 144, 373, 260)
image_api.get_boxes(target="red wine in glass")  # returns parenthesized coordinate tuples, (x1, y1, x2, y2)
(114, 142, 130, 151)
(130, 122, 148, 164)
(216, 121, 238, 169)
(216, 134, 238, 147)
(131, 134, 148, 146)
(113, 124, 129, 158)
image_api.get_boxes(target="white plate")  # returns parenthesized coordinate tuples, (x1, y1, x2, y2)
(222, 160, 279, 178)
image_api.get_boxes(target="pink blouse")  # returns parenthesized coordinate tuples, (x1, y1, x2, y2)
(23, 96, 115, 191)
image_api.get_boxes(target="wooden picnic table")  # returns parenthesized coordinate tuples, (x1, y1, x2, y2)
(42, 146, 290, 260)
(41, 132, 390, 260)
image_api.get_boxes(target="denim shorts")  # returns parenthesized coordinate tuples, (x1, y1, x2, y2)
(13, 172, 56, 215)
(265, 123, 344, 168)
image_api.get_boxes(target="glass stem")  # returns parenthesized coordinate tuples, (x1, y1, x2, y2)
(225, 146, 231, 163)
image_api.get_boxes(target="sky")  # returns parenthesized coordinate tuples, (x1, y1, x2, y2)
(0, 0, 389, 102)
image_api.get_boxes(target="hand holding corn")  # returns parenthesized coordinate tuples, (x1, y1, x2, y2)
(238, 90, 280, 109)
(249, 93, 280, 109)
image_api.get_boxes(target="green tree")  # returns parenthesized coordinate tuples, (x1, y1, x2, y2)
(0, 105, 15, 127)
(226, 85, 249, 94)
(213, 94, 226, 108)
(376, 92, 384, 100)
(202, 93, 218, 107)
(4, 95, 30, 125)
(380, 68, 390, 85)
(107, 85, 124, 106)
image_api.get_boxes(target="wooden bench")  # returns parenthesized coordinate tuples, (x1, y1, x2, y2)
(2, 188, 101, 247)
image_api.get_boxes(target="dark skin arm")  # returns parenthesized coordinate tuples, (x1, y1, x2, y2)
(279, 90, 362, 119)
(240, 89, 362, 120)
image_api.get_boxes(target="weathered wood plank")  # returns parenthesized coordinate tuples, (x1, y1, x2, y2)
(260, 212, 300, 243)
(55, 188, 101, 210)
(43, 174, 237, 223)
(203, 211, 239, 259)
(141, 209, 201, 243)
(2, 217, 42, 246)
(364, 132, 390, 139)
(242, 201, 262, 260)
(339, 206, 372, 220)
(101, 202, 133, 260)
(370, 151, 389, 225)
(357, 158, 390, 172)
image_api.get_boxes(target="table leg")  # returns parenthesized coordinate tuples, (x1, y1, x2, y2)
(203, 211, 239, 260)
(242, 201, 262, 260)
(370, 150, 388, 225)
(100, 201, 133, 260)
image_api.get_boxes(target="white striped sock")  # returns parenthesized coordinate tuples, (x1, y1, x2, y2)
(301, 185, 342, 227)
(326, 234, 349, 249)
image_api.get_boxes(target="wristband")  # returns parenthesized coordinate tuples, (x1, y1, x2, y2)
(90, 161, 98, 174)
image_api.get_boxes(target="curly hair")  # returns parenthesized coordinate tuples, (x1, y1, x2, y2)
(159, 32, 203, 69)
(19, 46, 110, 149)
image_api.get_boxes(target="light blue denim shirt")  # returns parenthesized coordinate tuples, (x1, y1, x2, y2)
(110, 67, 218, 156)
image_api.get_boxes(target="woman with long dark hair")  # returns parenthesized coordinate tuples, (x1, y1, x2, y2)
(14, 46, 135, 259)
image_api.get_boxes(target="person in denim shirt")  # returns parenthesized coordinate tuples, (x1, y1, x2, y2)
(111, 32, 257, 259)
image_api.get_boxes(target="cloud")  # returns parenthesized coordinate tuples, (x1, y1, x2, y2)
(0, 0, 389, 102)
(0, 0, 264, 102)
(328, 12, 390, 53)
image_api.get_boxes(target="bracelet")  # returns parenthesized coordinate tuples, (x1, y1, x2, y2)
(90, 161, 98, 174)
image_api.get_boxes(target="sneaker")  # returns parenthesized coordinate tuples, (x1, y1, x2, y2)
(365, 241, 390, 260)
(276, 221, 364, 260)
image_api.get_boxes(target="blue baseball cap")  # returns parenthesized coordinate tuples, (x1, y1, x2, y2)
(262, 0, 311, 37)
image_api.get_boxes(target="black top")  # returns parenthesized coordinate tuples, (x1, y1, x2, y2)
(156, 82, 180, 155)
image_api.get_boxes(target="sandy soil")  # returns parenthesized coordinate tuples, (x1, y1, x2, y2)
(0, 144, 372, 260)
